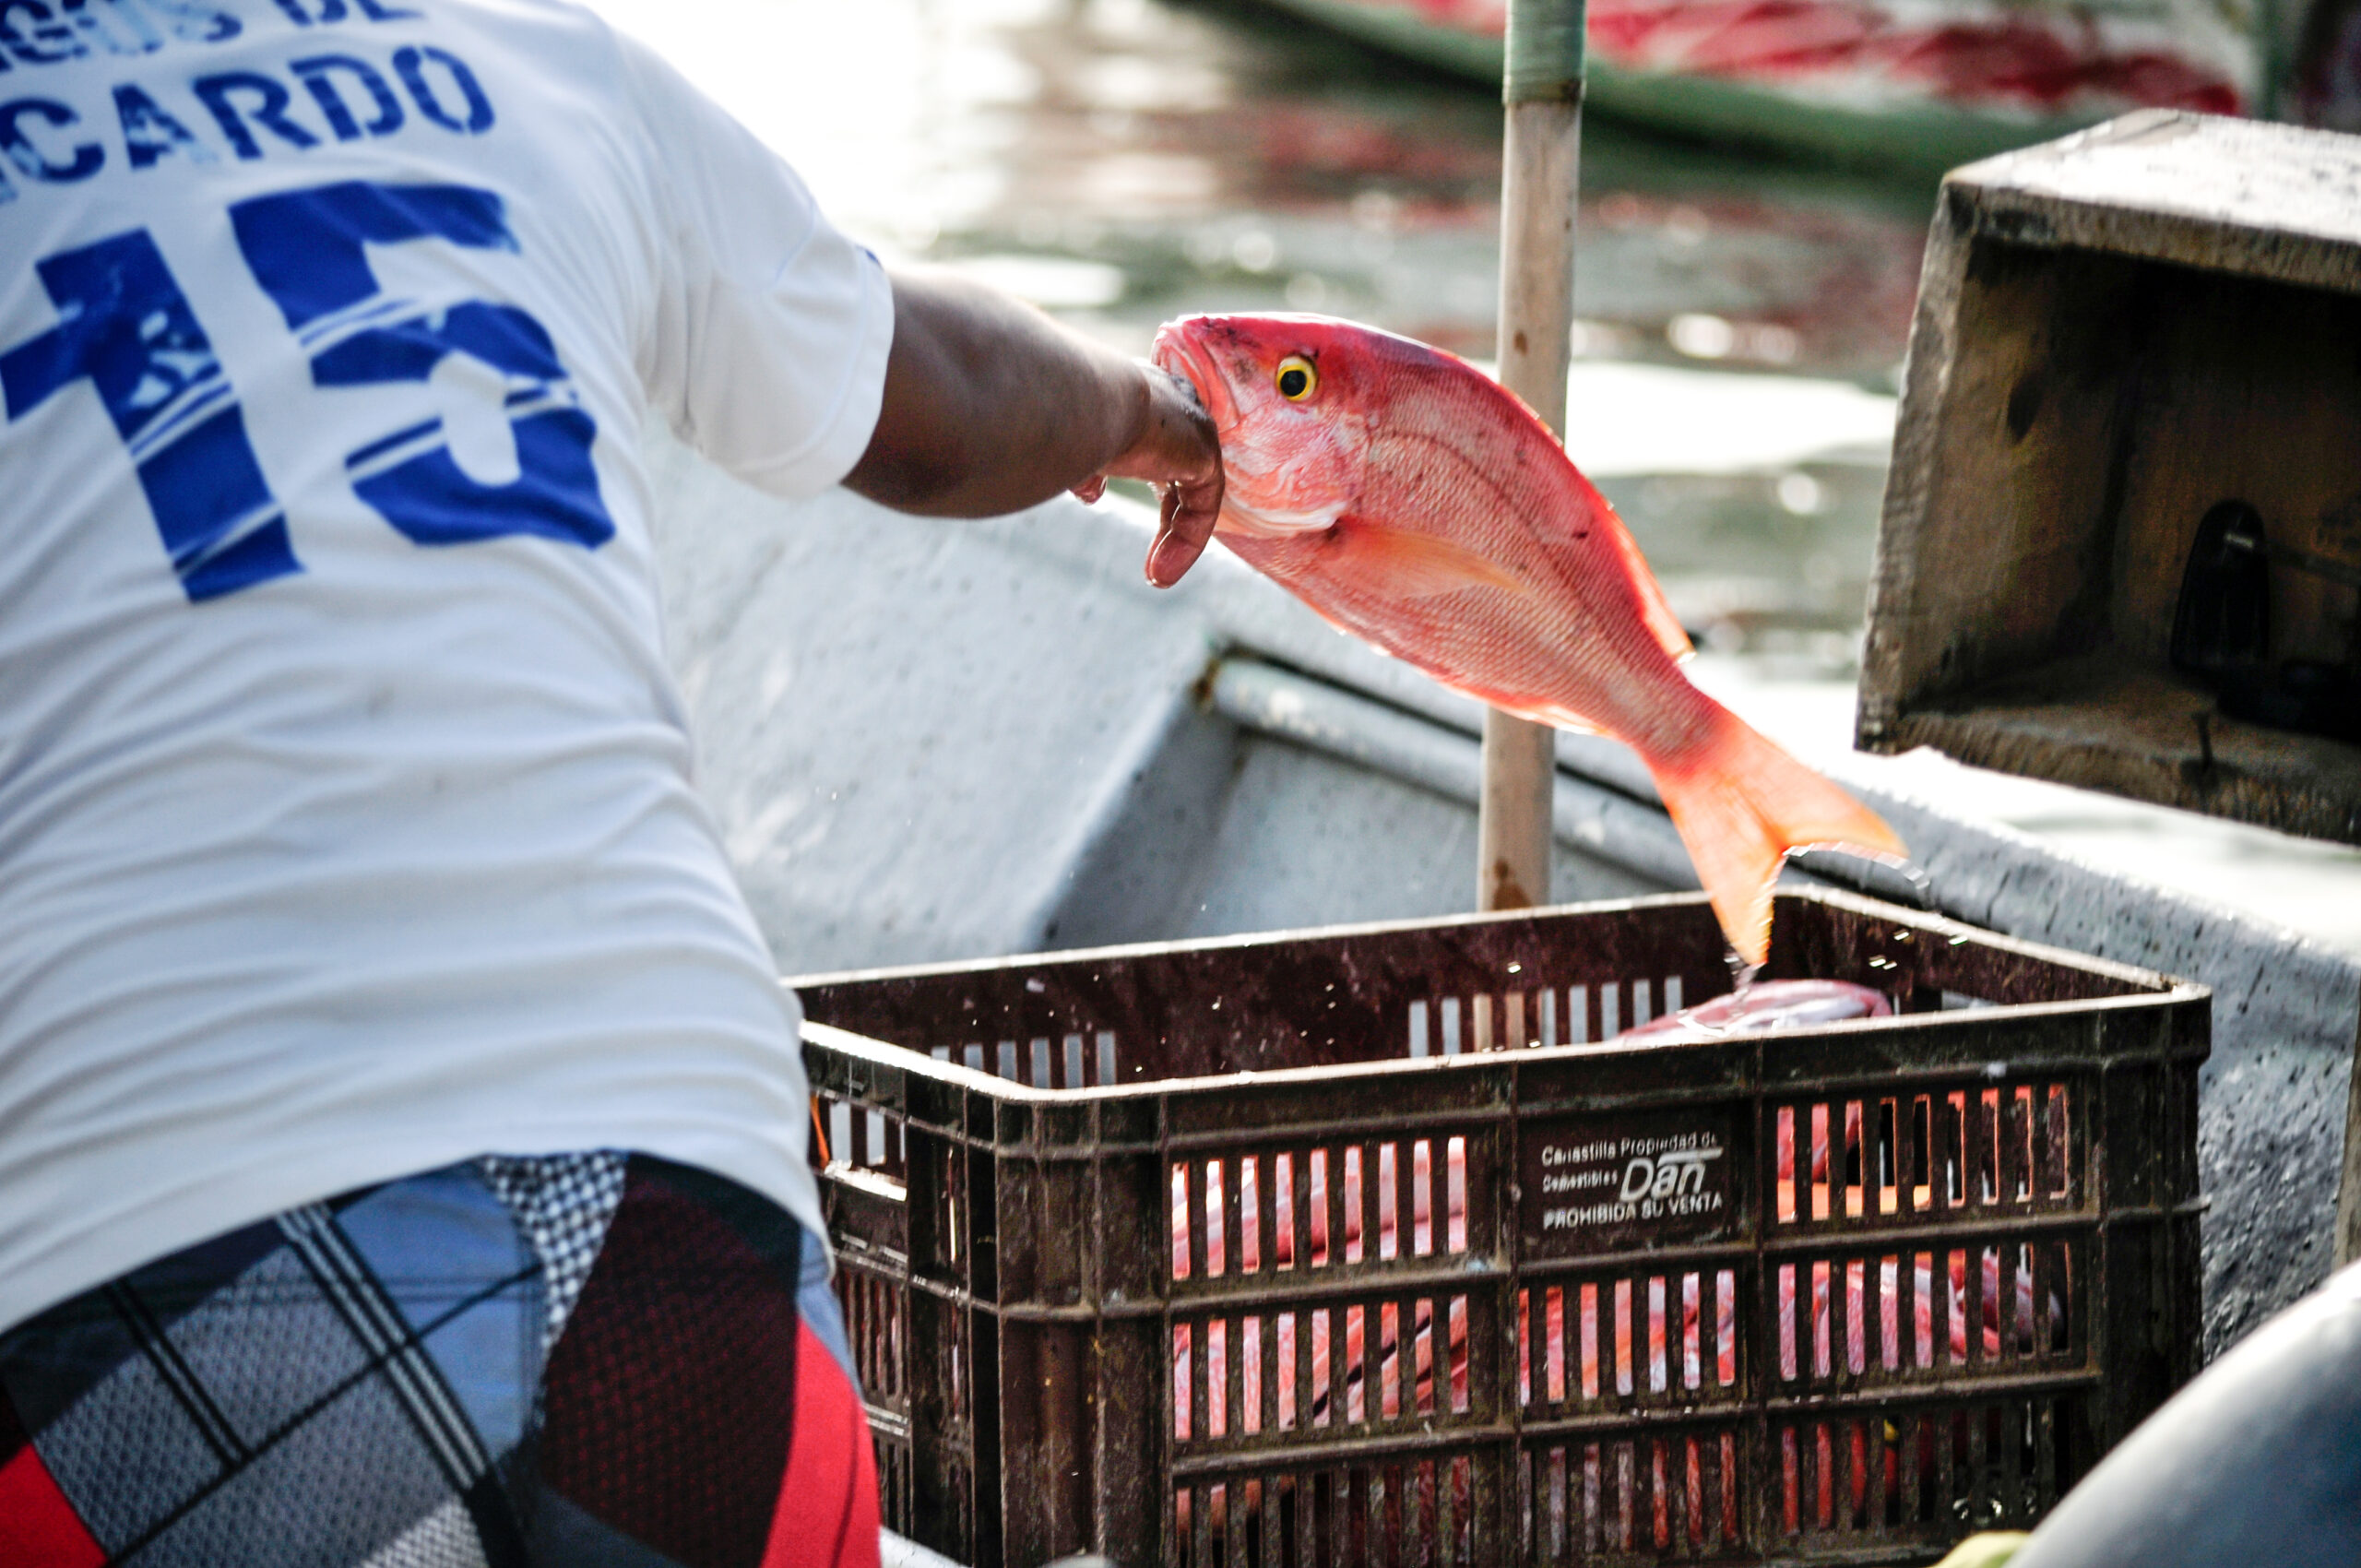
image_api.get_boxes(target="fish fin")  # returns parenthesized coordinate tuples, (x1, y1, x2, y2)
(1644, 713, 1907, 966)
(1598, 506, 1694, 661)
(1331, 519, 1528, 600)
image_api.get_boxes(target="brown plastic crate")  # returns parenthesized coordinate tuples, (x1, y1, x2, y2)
(793, 887, 2207, 1567)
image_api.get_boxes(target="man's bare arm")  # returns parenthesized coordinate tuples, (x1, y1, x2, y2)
(844, 270, 1223, 588)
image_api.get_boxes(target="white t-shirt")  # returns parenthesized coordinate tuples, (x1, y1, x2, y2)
(0, 0, 889, 1332)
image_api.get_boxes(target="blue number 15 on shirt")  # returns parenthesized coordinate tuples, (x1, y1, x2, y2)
(2, 179, 615, 603)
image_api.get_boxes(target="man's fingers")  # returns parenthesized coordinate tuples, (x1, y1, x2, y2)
(1145, 491, 1202, 588)
(1145, 472, 1221, 588)
(1119, 359, 1223, 588)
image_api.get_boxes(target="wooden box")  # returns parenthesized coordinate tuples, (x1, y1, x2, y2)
(1859, 111, 2361, 845)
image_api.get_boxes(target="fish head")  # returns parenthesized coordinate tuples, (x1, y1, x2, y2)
(1152, 313, 1375, 538)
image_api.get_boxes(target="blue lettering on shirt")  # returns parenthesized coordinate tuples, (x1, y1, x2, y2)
(0, 37, 495, 193)
(272, 0, 420, 26)
(1, 228, 300, 598)
(114, 79, 214, 165)
(231, 180, 611, 550)
(193, 65, 318, 156)
(390, 42, 481, 133)
(0, 0, 89, 65)
(0, 95, 101, 183)
(6, 177, 614, 599)
(0, 0, 421, 78)
(288, 51, 397, 138)
(0, 0, 239, 70)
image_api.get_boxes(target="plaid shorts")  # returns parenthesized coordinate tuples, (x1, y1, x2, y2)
(0, 1153, 878, 1568)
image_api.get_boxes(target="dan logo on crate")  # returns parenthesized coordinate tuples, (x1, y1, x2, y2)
(1620, 1141, 1727, 1212)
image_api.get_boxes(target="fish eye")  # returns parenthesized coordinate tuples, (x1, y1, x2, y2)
(1275, 355, 1317, 402)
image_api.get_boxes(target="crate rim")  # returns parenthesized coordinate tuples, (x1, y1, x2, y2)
(805, 983, 2205, 1114)
(795, 888, 2208, 1111)
(784, 886, 2198, 1000)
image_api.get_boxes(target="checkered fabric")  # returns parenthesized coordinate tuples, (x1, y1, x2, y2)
(0, 1154, 877, 1568)
(478, 1153, 629, 1361)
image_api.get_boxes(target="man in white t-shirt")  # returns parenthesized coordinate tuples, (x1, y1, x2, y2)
(0, 0, 1219, 1561)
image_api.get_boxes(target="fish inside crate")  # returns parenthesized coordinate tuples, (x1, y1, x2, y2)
(794, 887, 2207, 1568)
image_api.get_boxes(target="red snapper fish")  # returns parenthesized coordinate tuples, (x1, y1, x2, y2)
(1621, 979, 1893, 1041)
(1151, 313, 1905, 964)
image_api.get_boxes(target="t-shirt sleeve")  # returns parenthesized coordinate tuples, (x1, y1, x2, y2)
(618, 32, 892, 499)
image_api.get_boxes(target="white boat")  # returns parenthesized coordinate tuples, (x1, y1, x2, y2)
(1241, 0, 2305, 172)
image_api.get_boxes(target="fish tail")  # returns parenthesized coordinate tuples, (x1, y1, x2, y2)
(1646, 713, 1907, 967)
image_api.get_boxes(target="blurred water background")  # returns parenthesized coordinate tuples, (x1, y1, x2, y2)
(593, 0, 2361, 951)
(602, 0, 1924, 666)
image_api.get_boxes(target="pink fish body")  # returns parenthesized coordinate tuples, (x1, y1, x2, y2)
(1621, 979, 1893, 1042)
(1152, 314, 1904, 963)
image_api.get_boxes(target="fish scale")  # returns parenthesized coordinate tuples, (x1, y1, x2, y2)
(1155, 310, 1905, 962)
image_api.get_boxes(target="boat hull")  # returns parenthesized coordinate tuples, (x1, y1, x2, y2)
(1257, 0, 2250, 172)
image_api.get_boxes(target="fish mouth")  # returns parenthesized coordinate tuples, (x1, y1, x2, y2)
(1151, 319, 1232, 431)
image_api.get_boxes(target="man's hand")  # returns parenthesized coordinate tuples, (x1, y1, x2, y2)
(845, 270, 1225, 588)
(1071, 366, 1222, 588)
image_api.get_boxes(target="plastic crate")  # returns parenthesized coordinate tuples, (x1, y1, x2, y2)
(794, 887, 2207, 1567)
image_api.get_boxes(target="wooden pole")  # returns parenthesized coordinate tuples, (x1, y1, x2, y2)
(1479, 0, 1585, 912)
(2334, 992, 2361, 1267)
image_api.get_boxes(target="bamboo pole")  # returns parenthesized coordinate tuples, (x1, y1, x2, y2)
(2335, 998, 2361, 1267)
(1479, 0, 1586, 912)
